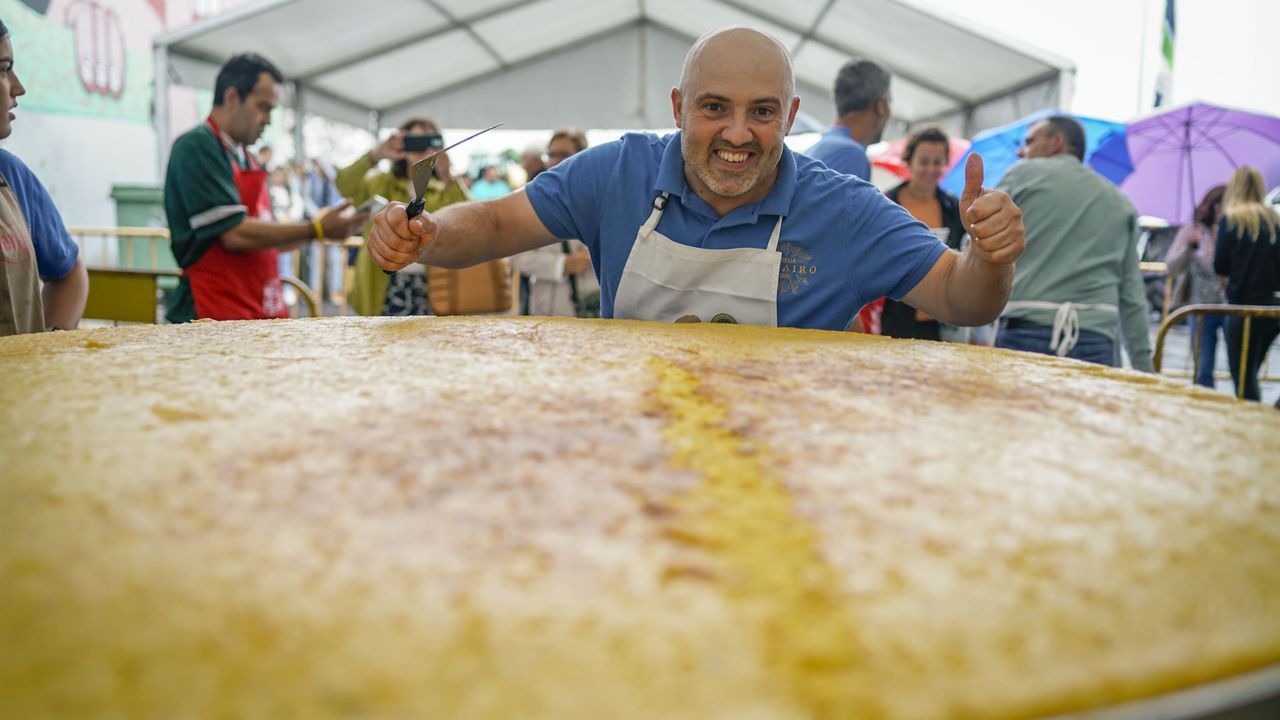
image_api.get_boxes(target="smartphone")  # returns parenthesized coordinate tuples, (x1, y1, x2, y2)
(357, 194, 389, 214)
(403, 134, 444, 152)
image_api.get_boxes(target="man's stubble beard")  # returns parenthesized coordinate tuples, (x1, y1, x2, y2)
(680, 132, 777, 200)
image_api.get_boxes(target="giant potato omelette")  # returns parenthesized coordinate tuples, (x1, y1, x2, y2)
(2, 316, 1278, 719)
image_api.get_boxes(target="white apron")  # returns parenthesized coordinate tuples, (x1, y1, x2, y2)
(613, 193, 783, 326)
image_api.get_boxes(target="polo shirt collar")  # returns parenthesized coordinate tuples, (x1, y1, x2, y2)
(655, 132, 688, 198)
(823, 125, 850, 142)
(653, 131, 797, 222)
(204, 120, 249, 168)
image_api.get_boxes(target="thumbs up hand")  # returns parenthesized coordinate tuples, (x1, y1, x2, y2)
(959, 153, 1024, 266)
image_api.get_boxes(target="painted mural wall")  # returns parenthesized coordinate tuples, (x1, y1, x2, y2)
(0, 0, 251, 227)
(5, 0, 160, 121)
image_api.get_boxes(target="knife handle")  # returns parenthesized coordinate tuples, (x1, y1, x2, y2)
(406, 197, 426, 219)
(384, 197, 428, 275)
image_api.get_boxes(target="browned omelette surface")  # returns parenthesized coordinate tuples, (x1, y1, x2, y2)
(1, 316, 1278, 719)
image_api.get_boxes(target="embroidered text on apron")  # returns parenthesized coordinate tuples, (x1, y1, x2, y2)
(613, 192, 783, 326)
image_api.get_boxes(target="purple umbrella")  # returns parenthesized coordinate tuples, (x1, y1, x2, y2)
(1098, 102, 1280, 224)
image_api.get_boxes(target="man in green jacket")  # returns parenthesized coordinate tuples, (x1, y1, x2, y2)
(995, 116, 1154, 372)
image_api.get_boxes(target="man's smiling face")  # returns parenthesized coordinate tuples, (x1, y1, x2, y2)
(673, 28, 799, 215)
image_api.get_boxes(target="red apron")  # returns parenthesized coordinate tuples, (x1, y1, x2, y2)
(185, 117, 287, 320)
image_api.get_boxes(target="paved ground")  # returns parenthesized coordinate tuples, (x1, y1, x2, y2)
(1148, 318, 1279, 406)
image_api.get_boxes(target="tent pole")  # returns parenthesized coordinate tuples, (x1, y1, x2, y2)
(292, 81, 306, 162)
(1137, 0, 1153, 114)
(1057, 69, 1076, 114)
(638, 20, 648, 126)
(153, 43, 170, 178)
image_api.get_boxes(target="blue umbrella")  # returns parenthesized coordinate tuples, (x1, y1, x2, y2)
(940, 110, 1132, 196)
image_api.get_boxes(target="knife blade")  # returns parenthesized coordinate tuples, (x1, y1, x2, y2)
(405, 122, 503, 218)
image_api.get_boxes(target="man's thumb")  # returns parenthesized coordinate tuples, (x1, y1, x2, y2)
(960, 152, 985, 209)
(409, 210, 436, 238)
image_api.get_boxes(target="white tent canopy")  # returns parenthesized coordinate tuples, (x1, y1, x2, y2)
(154, 0, 1074, 163)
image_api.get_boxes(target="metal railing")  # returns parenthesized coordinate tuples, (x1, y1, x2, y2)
(1138, 261, 1174, 320)
(1153, 304, 1280, 399)
(68, 226, 174, 271)
(279, 275, 320, 318)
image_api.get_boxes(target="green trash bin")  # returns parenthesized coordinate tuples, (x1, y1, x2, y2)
(111, 184, 166, 227)
(110, 184, 177, 291)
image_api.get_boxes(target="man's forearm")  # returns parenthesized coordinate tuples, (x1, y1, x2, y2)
(1121, 307, 1155, 372)
(221, 218, 314, 253)
(944, 249, 1013, 326)
(42, 257, 88, 330)
(1119, 259, 1155, 372)
(420, 195, 557, 268)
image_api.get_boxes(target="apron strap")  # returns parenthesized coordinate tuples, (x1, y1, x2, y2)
(766, 215, 783, 252)
(1050, 302, 1080, 357)
(644, 192, 783, 254)
(641, 193, 669, 235)
(1003, 300, 1119, 357)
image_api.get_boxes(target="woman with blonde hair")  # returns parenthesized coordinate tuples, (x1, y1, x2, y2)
(509, 128, 599, 317)
(1214, 166, 1280, 400)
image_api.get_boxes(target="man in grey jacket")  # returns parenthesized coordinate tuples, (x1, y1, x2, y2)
(995, 115, 1153, 371)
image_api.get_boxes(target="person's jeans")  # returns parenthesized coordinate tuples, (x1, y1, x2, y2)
(297, 241, 320, 291)
(295, 242, 347, 303)
(995, 321, 1117, 367)
(1189, 314, 1226, 388)
(277, 250, 294, 277)
(1224, 315, 1280, 401)
(325, 244, 344, 301)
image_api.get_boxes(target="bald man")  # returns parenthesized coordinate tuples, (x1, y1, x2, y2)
(367, 26, 1024, 330)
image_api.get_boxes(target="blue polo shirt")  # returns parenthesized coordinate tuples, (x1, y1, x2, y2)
(803, 126, 872, 181)
(524, 132, 945, 331)
(0, 149, 77, 279)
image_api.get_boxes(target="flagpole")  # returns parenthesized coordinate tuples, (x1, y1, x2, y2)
(1137, 0, 1153, 115)
(1152, 0, 1176, 109)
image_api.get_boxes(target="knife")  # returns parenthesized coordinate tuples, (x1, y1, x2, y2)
(406, 122, 503, 218)
(385, 122, 503, 275)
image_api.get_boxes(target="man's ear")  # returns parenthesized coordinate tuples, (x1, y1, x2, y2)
(1049, 130, 1068, 155)
(221, 86, 241, 109)
(783, 96, 800, 135)
(670, 87, 683, 129)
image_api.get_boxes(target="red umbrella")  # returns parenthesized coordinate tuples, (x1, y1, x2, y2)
(871, 135, 971, 181)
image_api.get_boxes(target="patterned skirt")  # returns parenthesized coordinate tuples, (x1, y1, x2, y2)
(381, 272, 431, 316)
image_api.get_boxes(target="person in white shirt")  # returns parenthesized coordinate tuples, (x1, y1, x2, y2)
(509, 128, 600, 317)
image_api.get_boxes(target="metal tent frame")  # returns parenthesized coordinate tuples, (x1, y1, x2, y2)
(153, 0, 1075, 168)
